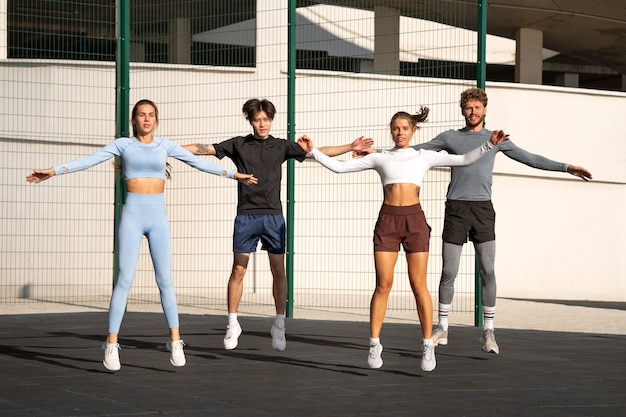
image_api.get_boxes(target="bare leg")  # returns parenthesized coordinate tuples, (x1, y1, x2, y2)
(268, 252, 287, 315)
(370, 251, 398, 338)
(228, 253, 250, 313)
(169, 327, 181, 341)
(406, 251, 432, 339)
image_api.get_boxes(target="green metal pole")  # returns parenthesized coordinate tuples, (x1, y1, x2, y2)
(113, 0, 130, 289)
(285, 0, 297, 318)
(474, 0, 488, 327)
(477, 0, 487, 90)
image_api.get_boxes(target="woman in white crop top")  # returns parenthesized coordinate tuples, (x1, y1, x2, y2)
(27, 99, 257, 371)
(298, 107, 508, 372)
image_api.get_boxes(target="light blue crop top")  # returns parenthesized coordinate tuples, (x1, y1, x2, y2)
(53, 137, 235, 180)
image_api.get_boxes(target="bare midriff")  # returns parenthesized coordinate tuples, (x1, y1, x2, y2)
(125, 178, 166, 194)
(382, 183, 420, 206)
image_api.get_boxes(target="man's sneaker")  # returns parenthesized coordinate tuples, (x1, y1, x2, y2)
(432, 326, 448, 346)
(480, 328, 500, 354)
(421, 341, 436, 372)
(102, 342, 121, 371)
(166, 340, 186, 367)
(367, 343, 383, 369)
(270, 324, 286, 351)
(224, 322, 242, 350)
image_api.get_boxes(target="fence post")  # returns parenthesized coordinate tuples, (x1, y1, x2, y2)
(474, 0, 488, 327)
(285, 0, 297, 318)
(113, 0, 130, 289)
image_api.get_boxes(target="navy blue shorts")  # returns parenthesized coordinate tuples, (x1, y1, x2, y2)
(233, 214, 286, 254)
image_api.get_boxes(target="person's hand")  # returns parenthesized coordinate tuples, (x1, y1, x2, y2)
(26, 168, 55, 184)
(489, 130, 509, 146)
(566, 165, 592, 181)
(350, 136, 373, 152)
(352, 147, 377, 159)
(297, 135, 314, 153)
(234, 172, 258, 185)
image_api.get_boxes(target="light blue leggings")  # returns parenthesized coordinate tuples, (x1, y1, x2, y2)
(108, 193, 179, 333)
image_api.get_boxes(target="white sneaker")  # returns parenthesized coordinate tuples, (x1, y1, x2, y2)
(102, 342, 121, 371)
(270, 324, 287, 351)
(480, 328, 500, 354)
(367, 343, 383, 369)
(421, 341, 436, 372)
(224, 322, 242, 350)
(166, 340, 186, 367)
(432, 326, 449, 346)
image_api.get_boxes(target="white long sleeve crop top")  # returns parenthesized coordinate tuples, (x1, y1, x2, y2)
(309, 140, 494, 187)
(53, 137, 235, 180)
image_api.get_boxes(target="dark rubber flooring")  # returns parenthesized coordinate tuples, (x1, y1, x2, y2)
(0, 311, 624, 417)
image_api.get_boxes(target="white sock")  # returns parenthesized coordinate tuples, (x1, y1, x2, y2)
(275, 314, 285, 328)
(228, 313, 238, 326)
(438, 303, 451, 330)
(369, 337, 380, 346)
(483, 305, 495, 330)
(423, 338, 434, 347)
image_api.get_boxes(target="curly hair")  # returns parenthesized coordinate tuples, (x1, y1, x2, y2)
(460, 88, 488, 108)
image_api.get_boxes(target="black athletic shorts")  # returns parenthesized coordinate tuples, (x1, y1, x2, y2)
(442, 200, 496, 245)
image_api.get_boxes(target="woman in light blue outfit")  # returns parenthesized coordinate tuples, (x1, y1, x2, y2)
(27, 99, 257, 371)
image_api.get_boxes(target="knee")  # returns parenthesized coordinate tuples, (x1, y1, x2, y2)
(230, 264, 247, 281)
(114, 274, 134, 292)
(374, 282, 393, 296)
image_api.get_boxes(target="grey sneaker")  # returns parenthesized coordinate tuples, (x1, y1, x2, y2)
(166, 340, 186, 367)
(367, 342, 383, 369)
(421, 341, 436, 372)
(480, 328, 500, 354)
(102, 342, 121, 371)
(224, 322, 242, 350)
(432, 326, 448, 346)
(270, 324, 286, 351)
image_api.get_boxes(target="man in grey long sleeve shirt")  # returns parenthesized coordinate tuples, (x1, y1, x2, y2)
(412, 88, 592, 354)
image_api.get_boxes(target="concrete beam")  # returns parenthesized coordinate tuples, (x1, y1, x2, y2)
(515, 27, 543, 84)
(374, 6, 400, 76)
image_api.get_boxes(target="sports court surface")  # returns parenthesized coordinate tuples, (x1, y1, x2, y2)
(1, 302, 624, 417)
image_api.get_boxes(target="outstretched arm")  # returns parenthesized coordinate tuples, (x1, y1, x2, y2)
(234, 172, 258, 185)
(26, 168, 55, 184)
(298, 135, 376, 173)
(566, 165, 592, 181)
(500, 140, 591, 181)
(315, 136, 373, 158)
(430, 130, 509, 168)
(183, 143, 217, 156)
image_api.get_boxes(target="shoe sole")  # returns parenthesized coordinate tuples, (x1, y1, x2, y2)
(479, 337, 500, 354)
(170, 358, 186, 366)
(102, 361, 120, 371)
(421, 361, 436, 372)
(272, 343, 286, 351)
(482, 345, 500, 354)
(434, 338, 448, 346)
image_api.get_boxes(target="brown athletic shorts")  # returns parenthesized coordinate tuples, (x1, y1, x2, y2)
(373, 203, 431, 253)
